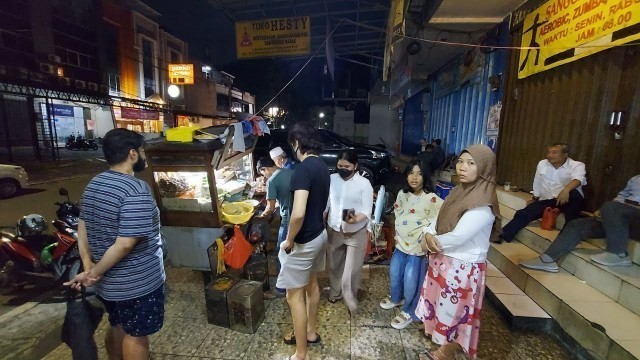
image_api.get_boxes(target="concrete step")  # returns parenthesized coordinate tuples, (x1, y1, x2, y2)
(516, 225, 640, 317)
(488, 241, 640, 360)
(498, 188, 640, 264)
(485, 261, 551, 330)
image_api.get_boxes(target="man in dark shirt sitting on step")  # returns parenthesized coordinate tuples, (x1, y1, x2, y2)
(519, 174, 640, 272)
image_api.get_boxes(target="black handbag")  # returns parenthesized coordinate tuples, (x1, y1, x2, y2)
(61, 289, 104, 360)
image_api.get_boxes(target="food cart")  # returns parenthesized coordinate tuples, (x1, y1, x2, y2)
(144, 124, 259, 271)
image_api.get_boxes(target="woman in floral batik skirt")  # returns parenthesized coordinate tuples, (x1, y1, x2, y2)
(416, 145, 501, 360)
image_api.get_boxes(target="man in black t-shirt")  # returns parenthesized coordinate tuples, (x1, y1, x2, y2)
(276, 122, 330, 360)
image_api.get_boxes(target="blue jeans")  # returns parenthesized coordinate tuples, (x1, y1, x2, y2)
(275, 221, 288, 294)
(389, 248, 427, 320)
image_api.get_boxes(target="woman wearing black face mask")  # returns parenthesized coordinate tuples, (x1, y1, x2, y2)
(325, 149, 373, 317)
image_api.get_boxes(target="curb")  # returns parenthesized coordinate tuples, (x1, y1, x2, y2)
(0, 301, 39, 325)
(29, 174, 95, 186)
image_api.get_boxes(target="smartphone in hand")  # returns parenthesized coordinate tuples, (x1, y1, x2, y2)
(342, 208, 355, 221)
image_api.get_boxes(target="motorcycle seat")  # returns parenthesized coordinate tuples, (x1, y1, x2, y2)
(1, 230, 16, 239)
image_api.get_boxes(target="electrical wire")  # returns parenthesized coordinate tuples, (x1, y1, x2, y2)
(255, 21, 342, 115)
(338, 17, 640, 50)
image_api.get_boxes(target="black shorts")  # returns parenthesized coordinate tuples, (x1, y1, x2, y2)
(98, 284, 165, 337)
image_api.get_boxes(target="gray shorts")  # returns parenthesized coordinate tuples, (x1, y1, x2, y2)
(276, 229, 328, 289)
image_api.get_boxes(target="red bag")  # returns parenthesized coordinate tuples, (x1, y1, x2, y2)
(223, 226, 253, 269)
(541, 207, 561, 230)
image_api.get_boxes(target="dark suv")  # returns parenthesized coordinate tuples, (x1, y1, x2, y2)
(253, 129, 392, 184)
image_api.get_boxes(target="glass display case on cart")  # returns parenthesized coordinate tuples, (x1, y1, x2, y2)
(144, 124, 258, 270)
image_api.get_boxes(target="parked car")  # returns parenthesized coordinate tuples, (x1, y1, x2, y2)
(0, 164, 29, 199)
(253, 129, 392, 184)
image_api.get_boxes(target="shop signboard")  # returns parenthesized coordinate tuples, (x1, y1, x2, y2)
(518, 0, 640, 78)
(52, 104, 74, 117)
(121, 107, 160, 120)
(235, 16, 310, 59)
(169, 64, 194, 85)
(391, 0, 405, 45)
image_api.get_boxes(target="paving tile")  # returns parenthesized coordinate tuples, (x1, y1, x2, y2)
(316, 297, 351, 326)
(613, 340, 640, 360)
(306, 325, 352, 360)
(352, 299, 396, 327)
(244, 322, 292, 360)
(573, 255, 623, 300)
(486, 277, 525, 295)
(567, 300, 640, 342)
(398, 327, 437, 360)
(165, 267, 206, 293)
(556, 302, 610, 359)
(493, 293, 549, 318)
(618, 281, 640, 316)
(195, 324, 253, 358)
(486, 261, 505, 278)
(351, 326, 405, 360)
(151, 317, 212, 356)
(523, 277, 562, 318)
(527, 272, 614, 303)
(263, 297, 292, 324)
(165, 289, 207, 319)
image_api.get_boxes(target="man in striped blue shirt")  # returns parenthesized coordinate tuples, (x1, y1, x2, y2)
(65, 128, 165, 360)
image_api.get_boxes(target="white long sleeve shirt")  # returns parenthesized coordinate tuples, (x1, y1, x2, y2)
(424, 206, 495, 263)
(613, 175, 640, 204)
(532, 158, 586, 200)
(327, 173, 373, 233)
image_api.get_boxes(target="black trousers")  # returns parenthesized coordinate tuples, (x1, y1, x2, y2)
(502, 189, 584, 242)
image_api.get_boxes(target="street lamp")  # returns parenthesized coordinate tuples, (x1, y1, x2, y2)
(319, 112, 325, 118)
(168, 85, 180, 98)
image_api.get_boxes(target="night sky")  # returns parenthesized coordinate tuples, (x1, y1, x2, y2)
(142, 0, 375, 120)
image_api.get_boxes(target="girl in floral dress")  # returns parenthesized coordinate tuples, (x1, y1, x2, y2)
(379, 160, 443, 329)
(416, 145, 501, 360)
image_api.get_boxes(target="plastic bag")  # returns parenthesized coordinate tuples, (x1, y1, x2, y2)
(247, 223, 263, 244)
(223, 225, 253, 269)
(61, 290, 104, 360)
(541, 207, 561, 230)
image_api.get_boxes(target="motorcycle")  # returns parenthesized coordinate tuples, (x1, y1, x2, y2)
(0, 188, 83, 292)
(65, 135, 99, 151)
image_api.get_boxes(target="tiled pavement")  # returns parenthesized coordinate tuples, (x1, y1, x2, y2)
(38, 265, 571, 360)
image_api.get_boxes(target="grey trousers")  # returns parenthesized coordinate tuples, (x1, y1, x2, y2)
(545, 201, 640, 260)
(327, 226, 368, 313)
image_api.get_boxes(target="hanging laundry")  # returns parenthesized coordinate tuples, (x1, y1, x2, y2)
(240, 120, 253, 134)
(232, 122, 245, 152)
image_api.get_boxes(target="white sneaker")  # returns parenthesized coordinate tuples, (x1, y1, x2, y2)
(590, 252, 632, 267)
(379, 296, 404, 310)
(391, 311, 413, 330)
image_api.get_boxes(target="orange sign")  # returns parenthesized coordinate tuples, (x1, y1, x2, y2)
(168, 64, 194, 85)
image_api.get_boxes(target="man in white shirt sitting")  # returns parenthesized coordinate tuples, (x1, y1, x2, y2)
(500, 143, 586, 243)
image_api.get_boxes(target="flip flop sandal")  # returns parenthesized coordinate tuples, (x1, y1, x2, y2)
(328, 295, 343, 303)
(391, 311, 413, 330)
(283, 332, 322, 345)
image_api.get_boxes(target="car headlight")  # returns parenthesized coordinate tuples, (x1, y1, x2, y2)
(370, 150, 386, 159)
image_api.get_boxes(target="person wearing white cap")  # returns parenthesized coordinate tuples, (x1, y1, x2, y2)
(270, 146, 296, 170)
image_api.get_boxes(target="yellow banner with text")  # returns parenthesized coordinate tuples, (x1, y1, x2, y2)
(235, 16, 311, 59)
(518, 0, 640, 78)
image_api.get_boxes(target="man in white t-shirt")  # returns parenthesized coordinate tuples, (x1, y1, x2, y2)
(501, 143, 586, 242)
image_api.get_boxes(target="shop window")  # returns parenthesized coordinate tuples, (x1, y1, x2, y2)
(170, 50, 180, 63)
(142, 38, 156, 98)
(108, 73, 120, 95)
(66, 50, 79, 66)
(79, 54, 89, 68)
